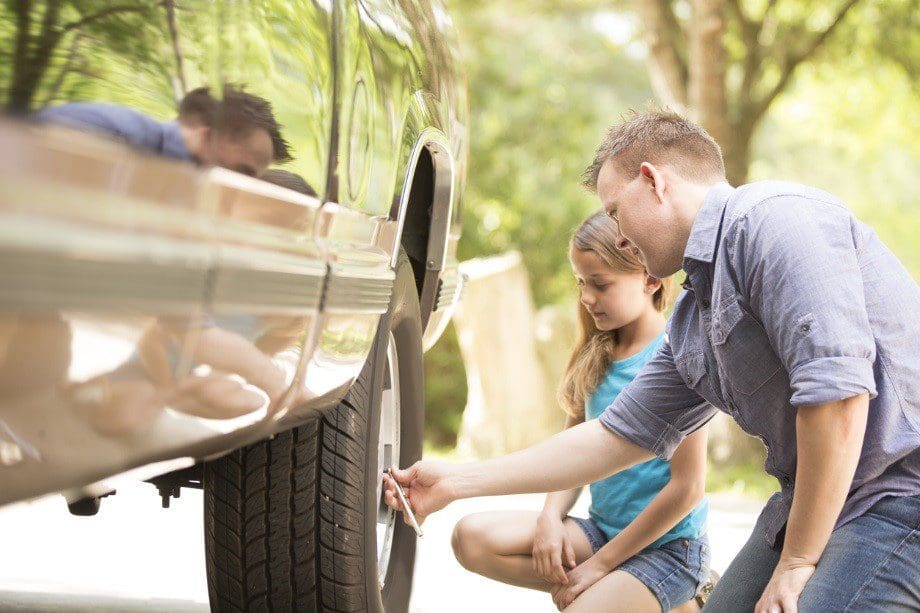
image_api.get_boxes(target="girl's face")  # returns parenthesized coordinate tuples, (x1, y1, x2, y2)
(570, 248, 655, 332)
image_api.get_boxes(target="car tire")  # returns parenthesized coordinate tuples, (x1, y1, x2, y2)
(203, 250, 424, 612)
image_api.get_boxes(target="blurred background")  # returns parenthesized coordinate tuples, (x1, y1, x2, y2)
(426, 0, 919, 500)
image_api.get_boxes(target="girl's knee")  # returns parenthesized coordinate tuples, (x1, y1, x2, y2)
(451, 514, 489, 571)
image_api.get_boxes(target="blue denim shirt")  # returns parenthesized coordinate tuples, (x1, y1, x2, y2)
(35, 103, 189, 160)
(600, 181, 920, 546)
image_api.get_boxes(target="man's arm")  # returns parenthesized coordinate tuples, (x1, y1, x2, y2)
(540, 414, 588, 518)
(755, 394, 869, 613)
(383, 420, 652, 523)
(384, 335, 715, 522)
(451, 420, 652, 499)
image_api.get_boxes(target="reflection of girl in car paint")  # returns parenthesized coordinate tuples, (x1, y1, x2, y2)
(66, 170, 319, 435)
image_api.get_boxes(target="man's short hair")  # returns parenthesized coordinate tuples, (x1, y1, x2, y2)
(582, 109, 725, 191)
(178, 84, 292, 164)
(178, 87, 215, 126)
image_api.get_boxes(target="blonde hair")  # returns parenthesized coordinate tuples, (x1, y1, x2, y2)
(557, 210, 671, 419)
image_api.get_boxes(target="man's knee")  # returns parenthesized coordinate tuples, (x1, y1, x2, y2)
(451, 514, 489, 571)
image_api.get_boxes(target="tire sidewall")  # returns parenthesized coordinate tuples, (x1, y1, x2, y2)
(363, 253, 424, 612)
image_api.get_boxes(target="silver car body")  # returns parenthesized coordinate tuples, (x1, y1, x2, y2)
(0, 0, 467, 506)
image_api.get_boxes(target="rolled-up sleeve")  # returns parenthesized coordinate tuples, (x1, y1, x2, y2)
(732, 194, 877, 407)
(600, 337, 717, 460)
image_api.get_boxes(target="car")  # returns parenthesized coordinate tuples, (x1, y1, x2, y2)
(0, 1, 467, 611)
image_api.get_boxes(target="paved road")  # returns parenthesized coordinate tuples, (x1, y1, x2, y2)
(0, 481, 762, 611)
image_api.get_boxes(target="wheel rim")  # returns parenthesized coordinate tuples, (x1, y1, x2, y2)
(375, 333, 401, 588)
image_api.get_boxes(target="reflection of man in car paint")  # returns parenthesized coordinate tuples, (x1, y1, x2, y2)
(35, 84, 292, 177)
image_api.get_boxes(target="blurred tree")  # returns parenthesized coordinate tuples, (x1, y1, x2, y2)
(448, 1, 653, 306)
(1, 1, 167, 113)
(630, 0, 917, 184)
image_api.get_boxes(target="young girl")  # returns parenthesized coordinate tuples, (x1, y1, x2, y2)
(386, 211, 710, 612)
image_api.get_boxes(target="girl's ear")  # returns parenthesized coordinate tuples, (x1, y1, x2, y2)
(644, 274, 662, 295)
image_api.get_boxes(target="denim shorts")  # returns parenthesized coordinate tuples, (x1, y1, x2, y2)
(569, 516, 710, 611)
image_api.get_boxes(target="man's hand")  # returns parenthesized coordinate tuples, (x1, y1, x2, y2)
(550, 555, 610, 610)
(532, 513, 577, 585)
(381, 461, 458, 526)
(755, 557, 816, 613)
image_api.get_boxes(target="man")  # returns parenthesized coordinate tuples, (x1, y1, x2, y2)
(383, 111, 920, 612)
(35, 84, 291, 177)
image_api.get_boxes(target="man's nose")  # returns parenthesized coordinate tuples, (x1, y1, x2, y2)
(616, 237, 631, 251)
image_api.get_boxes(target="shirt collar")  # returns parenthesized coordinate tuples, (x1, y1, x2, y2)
(161, 120, 190, 160)
(682, 181, 733, 265)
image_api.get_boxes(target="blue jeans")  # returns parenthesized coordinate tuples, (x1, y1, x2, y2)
(704, 494, 920, 612)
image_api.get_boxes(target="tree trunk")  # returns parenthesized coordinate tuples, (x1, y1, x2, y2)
(688, 0, 728, 149)
(8, 0, 65, 113)
(633, 0, 688, 110)
(452, 252, 564, 458)
(722, 126, 752, 185)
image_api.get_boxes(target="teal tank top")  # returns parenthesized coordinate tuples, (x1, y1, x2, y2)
(585, 332, 708, 548)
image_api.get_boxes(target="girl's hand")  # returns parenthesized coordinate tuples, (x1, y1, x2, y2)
(550, 556, 611, 610)
(532, 513, 577, 585)
(381, 460, 458, 526)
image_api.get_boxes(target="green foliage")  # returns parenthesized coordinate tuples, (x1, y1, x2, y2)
(449, 1, 654, 307)
(423, 323, 467, 450)
(753, 2, 920, 277)
(706, 457, 779, 500)
(424, 3, 655, 449)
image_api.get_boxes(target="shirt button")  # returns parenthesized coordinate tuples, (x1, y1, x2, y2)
(701, 299, 710, 309)
(800, 322, 811, 333)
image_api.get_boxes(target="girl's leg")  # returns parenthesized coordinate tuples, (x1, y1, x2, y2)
(672, 597, 701, 612)
(563, 570, 660, 613)
(451, 510, 595, 592)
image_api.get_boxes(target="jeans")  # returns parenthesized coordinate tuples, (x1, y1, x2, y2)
(570, 516, 710, 611)
(704, 494, 920, 612)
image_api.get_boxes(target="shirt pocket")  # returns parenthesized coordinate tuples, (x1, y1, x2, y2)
(675, 349, 707, 392)
(711, 299, 783, 396)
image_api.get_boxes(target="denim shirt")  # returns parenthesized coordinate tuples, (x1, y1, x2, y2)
(35, 103, 189, 160)
(600, 181, 920, 546)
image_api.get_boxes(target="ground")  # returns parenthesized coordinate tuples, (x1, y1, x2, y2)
(0, 478, 763, 612)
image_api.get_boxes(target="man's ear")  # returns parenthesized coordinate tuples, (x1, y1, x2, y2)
(640, 162, 667, 203)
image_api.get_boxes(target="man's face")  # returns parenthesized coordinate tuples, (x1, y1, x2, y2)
(203, 128, 274, 178)
(596, 159, 684, 278)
